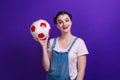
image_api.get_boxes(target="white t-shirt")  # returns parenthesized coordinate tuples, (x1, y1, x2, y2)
(47, 37, 89, 80)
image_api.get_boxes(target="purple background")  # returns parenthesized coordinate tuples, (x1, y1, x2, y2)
(1, 0, 120, 80)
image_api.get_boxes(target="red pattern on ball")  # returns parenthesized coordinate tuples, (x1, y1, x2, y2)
(31, 26, 36, 32)
(40, 22, 46, 28)
(38, 33, 45, 38)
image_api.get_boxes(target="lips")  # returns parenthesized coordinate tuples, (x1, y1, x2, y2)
(63, 26, 69, 30)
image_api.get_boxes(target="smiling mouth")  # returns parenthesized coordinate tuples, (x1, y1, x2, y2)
(63, 26, 68, 30)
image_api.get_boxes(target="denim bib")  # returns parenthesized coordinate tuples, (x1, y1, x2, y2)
(46, 37, 77, 80)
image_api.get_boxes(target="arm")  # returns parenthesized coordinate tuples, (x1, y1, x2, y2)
(37, 37, 51, 71)
(76, 55, 87, 80)
(42, 45, 51, 71)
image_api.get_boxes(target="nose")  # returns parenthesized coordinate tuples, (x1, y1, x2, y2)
(63, 22, 67, 26)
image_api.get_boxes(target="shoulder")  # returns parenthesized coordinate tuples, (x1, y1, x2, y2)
(49, 37, 58, 41)
(76, 37, 85, 44)
(48, 37, 57, 44)
(75, 37, 88, 47)
(49, 37, 54, 42)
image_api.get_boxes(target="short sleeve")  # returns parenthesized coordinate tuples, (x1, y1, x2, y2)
(77, 38, 89, 56)
(47, 38, 54, 52)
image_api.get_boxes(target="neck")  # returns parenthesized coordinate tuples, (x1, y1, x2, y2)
(60, 31, 74, 40)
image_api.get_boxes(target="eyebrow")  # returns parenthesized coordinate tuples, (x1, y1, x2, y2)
(57, 20, 62, 22)
(65, 17, 69, 19)
(57, 18, 70, 21)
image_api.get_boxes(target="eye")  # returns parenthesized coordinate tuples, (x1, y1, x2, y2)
(58, 21, 62, 24)
(66, 19, 69, 22)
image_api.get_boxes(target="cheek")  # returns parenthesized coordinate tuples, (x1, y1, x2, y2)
(69, 23, 72, 27)
(57, 24, 62, 27)
(70, 22, 72, 25)
(69, 23, 72, 26)
(56, 25, 62, 30)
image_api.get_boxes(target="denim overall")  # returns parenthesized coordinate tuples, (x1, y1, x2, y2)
(46, 37, 78, 80)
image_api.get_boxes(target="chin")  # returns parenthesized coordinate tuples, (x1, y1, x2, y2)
(63, 30, 70, 33)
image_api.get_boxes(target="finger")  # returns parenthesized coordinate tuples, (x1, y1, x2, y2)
(33, 36, 38, 42)
(46, 37, 49, 41)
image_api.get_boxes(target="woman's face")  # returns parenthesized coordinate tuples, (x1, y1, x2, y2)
(56, 14, 72, 33)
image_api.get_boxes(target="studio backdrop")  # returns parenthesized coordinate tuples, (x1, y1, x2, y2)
(0, 0, 120, 80)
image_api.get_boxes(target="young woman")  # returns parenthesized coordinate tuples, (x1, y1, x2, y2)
(37, 11, 89, 80)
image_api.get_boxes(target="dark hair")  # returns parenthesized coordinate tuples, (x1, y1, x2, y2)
(54, 11, 72, 24)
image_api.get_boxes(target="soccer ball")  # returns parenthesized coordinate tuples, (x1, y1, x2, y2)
(30, 19, 51, 40)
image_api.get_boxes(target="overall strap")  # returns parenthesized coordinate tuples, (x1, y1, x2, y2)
(52, 38, 57, 49)
(68, 37, 78, 52)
